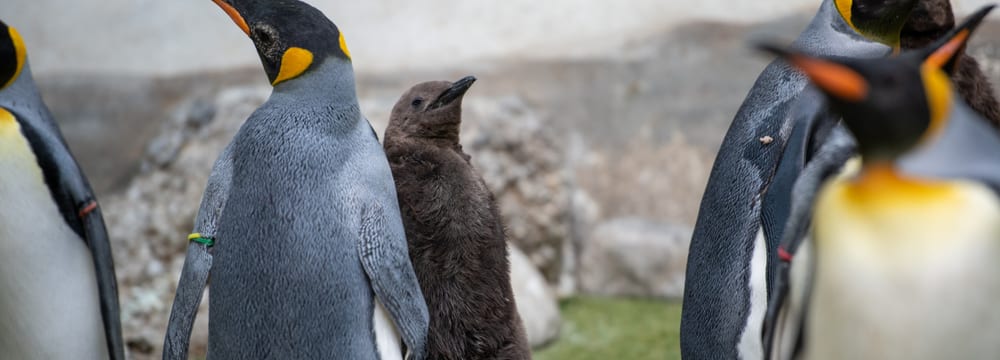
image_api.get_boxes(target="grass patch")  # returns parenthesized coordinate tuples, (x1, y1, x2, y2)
(534, 297, 682, 360)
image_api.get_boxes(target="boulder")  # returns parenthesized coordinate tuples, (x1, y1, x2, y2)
(579, 217, 692, 299)
(510, 245, 562, 348)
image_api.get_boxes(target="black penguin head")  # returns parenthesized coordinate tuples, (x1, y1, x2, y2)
(835, 0, 919, 49)
(0, 19, 26, 91)
(761, 4, 994, 163)
(211, 0, 351, 86)
(387, 76, 476, 141)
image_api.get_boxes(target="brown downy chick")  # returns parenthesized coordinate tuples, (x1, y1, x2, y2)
(383, 76, 531, 360)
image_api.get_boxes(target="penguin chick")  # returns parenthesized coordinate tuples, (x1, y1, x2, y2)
(0, 18, 124, 360)
(163, 1, 428, 359)
(761, 6, 1000, 358)
(384, 77, 532, 360)
(902, 0, 1000, 127)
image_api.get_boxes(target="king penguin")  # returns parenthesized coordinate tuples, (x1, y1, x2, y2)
(383, 77, 532, 360)
(681, 1, 917, 358)
(162, 1, 429, 359)
(0, 19, 125, 360)
(760, 5, 1000, 358)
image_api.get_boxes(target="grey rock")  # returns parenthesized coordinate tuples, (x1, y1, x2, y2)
(579, 217, 693, 299)
(510, 245, 561, 348)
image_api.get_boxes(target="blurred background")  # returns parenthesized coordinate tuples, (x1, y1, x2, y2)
(1, 0, 998, 359)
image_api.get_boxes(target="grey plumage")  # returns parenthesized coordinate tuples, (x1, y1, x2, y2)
(163, 5, 428, 357)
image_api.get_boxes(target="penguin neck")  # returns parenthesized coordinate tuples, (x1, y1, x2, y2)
(0, 61, 46, 114)
(794, 0, 893, 58)
(268, 58, 359, 109)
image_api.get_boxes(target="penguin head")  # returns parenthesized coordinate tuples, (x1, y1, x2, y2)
(0, 19, 27, 91)
(387, 76, 476, 142)
(762, 4, 994, 163)
(211, 0, 351, 86)
(835, 0, 919, 49)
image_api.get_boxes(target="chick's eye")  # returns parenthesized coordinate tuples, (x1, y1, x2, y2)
(411, 98, 424, 108)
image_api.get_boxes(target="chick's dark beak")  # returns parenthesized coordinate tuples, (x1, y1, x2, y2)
(427, 76, 477, 111)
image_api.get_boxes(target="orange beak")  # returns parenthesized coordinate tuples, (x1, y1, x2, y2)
(925, 29, 968, 70)
(212, 0, 250, 36)
(787, 55, 869, 102)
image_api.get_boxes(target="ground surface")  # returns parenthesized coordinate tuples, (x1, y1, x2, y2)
(535, 298, 682, 360)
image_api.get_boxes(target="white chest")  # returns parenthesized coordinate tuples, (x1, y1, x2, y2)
(0, 111, 108, 359)
(807, 176, 1000, 360)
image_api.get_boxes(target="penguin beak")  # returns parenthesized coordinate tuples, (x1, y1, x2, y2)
(756, 43, 869, 102)
(427, 76, 477, 111)
(212, 0, 251, 36)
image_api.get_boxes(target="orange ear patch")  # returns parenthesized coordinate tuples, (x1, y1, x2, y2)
(789, 55, 869, 102)
(212, 0, 250, 36)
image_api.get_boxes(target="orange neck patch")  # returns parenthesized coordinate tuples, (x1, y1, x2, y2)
(845, 163, 954, 205)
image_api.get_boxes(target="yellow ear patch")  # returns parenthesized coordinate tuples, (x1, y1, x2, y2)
(272, 47, 314, 86)
(3, 26, 26, 90)
(339, 32, 352, 60)
(835, 0, 857, 32)
(919, 64, 953, 144)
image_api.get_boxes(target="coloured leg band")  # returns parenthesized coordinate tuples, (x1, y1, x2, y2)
(188, 233, 215, 247)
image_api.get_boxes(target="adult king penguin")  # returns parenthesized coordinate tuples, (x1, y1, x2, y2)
(0, 19, 125, 360)
(384, 77, 532, 360)
(681, 0, 917, 358)
(162, 1, 429, 359)
(760, 5, 1000, 358)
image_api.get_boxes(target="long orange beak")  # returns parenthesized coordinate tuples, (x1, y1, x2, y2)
(924, 29, 968, 70)
(787, 55, 869, 102)
(212, 0, 250, 36)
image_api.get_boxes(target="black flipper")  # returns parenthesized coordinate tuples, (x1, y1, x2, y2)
(11, 106, 125, 360)
(763, 124, 857, 359)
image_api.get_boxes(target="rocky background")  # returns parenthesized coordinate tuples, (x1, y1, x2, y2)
(4, 1, 1000, 358)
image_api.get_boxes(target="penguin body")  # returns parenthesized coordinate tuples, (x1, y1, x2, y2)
(681, 0, 915, 357)
(383, 77, 531, 360)
(761, 7, 1000, 357)
(0, 20, 124, 360)
(163, 1, 428, 359)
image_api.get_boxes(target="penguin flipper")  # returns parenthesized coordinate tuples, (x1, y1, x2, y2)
(763, 124, 856, 359)
(9, 107, 126, 360)
(358, 202, 429, 360)
(163, 143, 233, 360)
(79, 205, 126, 360)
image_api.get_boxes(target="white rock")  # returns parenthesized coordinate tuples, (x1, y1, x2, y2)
(579, 217, 692, 299)
(510, 245, 561, 348)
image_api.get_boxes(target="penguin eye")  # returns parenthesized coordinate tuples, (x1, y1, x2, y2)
(411, 98, 424, 108)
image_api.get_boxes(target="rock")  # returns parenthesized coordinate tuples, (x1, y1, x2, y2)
(463, 97, 574, 285)
(579, 217, 692, 299)
(510, 245, 561, 348)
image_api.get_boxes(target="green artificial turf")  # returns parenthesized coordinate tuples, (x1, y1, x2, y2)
(534, 297, 682, 360)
